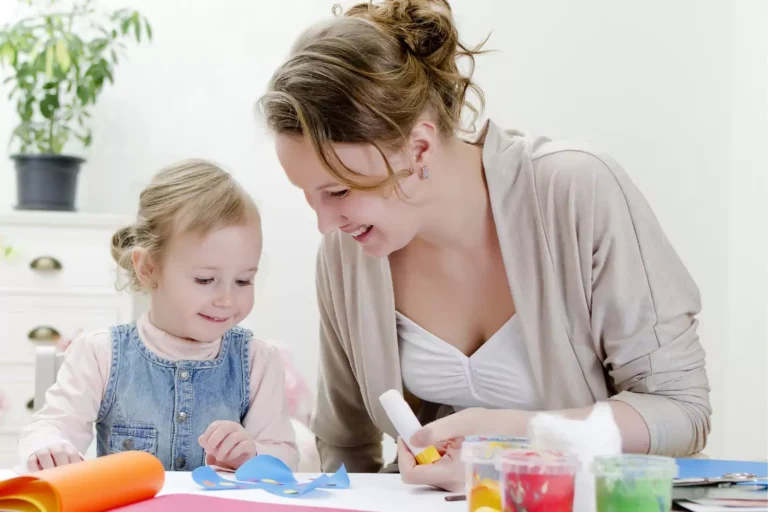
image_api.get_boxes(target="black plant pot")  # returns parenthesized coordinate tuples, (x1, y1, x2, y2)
(11, 154, 84, 212)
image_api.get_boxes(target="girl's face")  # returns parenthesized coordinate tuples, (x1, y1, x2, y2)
(275, 134, 428, 258)
(137, 216, 262, 342)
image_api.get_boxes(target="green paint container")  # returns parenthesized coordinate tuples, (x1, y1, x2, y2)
(591, 455, 678, 512)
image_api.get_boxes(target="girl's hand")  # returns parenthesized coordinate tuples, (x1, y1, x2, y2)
(199, 420, 257, 469)
(27, 441, 83, 471)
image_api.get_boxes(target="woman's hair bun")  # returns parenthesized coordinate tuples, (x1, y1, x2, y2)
(346, 0, 458, 62)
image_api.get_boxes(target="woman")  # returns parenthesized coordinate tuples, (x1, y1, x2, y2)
(258, 0, 710, 491)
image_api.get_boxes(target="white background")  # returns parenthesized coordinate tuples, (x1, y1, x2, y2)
(0, 0, 766, 461)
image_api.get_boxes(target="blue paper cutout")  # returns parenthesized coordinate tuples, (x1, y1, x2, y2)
(191, 455, 350, 498)
(320, 465, 351, 488)
(192, 466, 262, 490)
(235, 455, 300, 484)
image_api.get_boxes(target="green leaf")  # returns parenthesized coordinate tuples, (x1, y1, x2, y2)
(76, 84, 90, 105)
(54, 38, 70, 72)
(101, 60, 113, 84)
(110, 49, 118, 64)
(145, 19, 153, 40)
(44, 45, 54, 77)
(132, 13, 141, 43)
(40, 92, 59, 119)
(121, 17, 131, 35)
(89, 38, 109, 55)
(18, 96, 34, 122)
(0, 41, 17, 66)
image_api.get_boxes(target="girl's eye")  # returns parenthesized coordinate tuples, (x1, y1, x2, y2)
(195, 278, 214, 285)
(236, 280, 253, 287)
(327, 189, 349, 199)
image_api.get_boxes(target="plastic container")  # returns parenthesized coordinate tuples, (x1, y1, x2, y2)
(496, 450, 581, 512)
(461, 436, 529, 512)
(591, 455, 678, 512)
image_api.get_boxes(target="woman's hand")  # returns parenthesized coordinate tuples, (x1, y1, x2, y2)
(399, 408, 532, 491)
(398, 437, 465, 492)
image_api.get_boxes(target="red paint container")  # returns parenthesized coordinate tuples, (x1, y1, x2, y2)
(496, 450, 581, 512)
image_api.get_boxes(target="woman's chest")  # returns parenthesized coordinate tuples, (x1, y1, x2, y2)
(390, 251, 515, 357)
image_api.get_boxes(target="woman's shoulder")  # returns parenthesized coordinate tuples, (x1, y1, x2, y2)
(486, 120, 625, 184)
(486, 121, 634, 212)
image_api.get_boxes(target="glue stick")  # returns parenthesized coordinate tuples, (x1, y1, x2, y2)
(379, 389, 441, 465)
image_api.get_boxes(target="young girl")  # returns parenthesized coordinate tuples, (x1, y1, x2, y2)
(18, 159, 298, 473)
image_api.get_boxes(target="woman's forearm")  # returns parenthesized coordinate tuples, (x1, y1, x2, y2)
(488, 401, 651, 453)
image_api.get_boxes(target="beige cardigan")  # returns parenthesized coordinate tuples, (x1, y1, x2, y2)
(310, 121, 711, 472)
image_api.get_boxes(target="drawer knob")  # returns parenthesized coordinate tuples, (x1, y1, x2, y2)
(28, 326, 61, 342)
(30, 256, 63, 271)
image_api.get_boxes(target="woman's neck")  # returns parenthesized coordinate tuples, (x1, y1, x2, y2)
(410, 139, 493, 254)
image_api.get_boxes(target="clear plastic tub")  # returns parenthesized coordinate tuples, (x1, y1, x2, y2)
(591, 455, 678, 512)
(496, 449, 581, 512)
(460, 436, 529, 511)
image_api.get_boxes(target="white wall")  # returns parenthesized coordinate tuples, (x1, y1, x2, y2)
(723, 1, 768, 462)
(0, 0, 765, 461)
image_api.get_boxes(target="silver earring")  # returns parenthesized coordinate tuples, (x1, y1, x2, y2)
(421, 166, 430, 179)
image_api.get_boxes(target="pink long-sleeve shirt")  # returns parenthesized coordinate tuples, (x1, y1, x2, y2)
(18, 314, 298, 471)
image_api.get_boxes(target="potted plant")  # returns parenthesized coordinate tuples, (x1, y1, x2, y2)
(0, 0, 151, 211)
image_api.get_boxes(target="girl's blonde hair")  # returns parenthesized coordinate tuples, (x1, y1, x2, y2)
(111, 159, 260, 291)
(258, 0, 488, 193)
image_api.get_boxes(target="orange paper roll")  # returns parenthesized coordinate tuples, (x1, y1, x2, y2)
(0, 451, 165, 512)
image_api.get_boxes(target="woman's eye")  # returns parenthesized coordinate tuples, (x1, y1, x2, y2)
(327, 189, 350, 199)
(236, 280, 253, 287)
(195, 278, 214, 285)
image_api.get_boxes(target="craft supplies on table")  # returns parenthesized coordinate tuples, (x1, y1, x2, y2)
(591, 454, 677, 512)
(379, 389, 441, 465)
(191, 454, 350, 497)
(496, 449, 581, 512)
(461, 435, 529, 512)
(0, 451, 164, 512)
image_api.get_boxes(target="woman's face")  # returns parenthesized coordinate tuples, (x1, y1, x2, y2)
(275, 134, 427, 257)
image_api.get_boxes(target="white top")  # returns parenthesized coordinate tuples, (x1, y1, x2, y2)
(397, 312, 541, 411)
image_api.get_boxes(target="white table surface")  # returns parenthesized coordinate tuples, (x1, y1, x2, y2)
(0, 470, 464, 511)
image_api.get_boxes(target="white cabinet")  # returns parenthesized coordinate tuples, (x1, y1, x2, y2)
(0, 212, 135, 468)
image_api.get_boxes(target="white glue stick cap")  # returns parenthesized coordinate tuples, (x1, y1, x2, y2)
(379, 389, 441, 465)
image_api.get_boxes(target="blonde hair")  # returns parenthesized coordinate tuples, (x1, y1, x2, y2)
(111, 159, 260, 291)
(258, 0, 488, 193)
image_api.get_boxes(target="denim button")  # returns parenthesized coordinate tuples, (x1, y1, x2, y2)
(179, 370, 190, 380)
(122, 438, 133, 450)
(176, 456, 186, 469)
(177, 411, 188, 423)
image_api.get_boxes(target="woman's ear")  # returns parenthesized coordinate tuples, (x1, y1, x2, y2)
(132, 248, 158, 289)
(408, 119, 439, 168)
